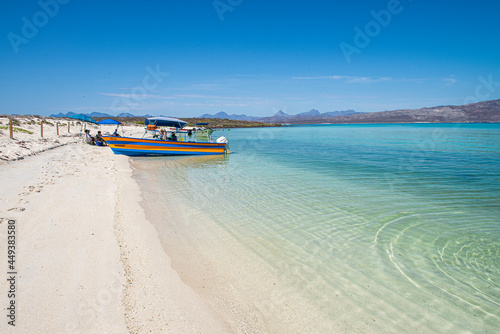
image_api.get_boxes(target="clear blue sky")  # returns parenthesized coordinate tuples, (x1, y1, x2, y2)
(1, 0, 499, 117)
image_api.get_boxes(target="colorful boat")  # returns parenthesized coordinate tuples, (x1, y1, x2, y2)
(102, 117, 229, 156)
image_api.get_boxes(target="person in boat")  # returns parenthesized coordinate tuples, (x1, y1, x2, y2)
(112, 128, 120, 137)
(95, 131, 105, 145)
(159, 128, 167, 140)
(169, 132, 177, 141)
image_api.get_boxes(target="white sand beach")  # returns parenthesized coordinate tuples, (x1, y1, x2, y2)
(0, 118, 232, 333)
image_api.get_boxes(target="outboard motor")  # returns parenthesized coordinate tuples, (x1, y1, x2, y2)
(216, 136, 228, 143)
(216, 136, 230, 154)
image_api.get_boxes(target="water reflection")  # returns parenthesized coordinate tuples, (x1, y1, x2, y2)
(133, 153, 230, 169)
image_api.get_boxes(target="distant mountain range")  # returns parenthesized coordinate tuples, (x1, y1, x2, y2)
(310, 99, 500, 124)
(200, 99, 500, 124)
(259, 109, 359, 123)
(50, 111, 152, 118)
(199, 111, 261, 121)
(49, 99, 500, 124)
(199, 109, 359, 123)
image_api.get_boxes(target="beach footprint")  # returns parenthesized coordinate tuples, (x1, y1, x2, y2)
(18, 199, 29, 205)
(8, 207, 25, 212)
(20, 185, 43, 195)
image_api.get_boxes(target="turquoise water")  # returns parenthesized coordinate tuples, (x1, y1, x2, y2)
(133, 124, 500, 333)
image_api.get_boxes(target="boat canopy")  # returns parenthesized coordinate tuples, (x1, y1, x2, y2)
(195, 122, 209, 126)
(145, 117, 188, 129)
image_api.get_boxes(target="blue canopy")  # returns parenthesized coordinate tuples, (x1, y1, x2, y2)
(145, 117, 187, 129)
(98, 119, 122, 125)
(68, 114, 98, 124)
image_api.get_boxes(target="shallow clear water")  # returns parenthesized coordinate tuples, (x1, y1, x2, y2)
(133, 124, 500, 333)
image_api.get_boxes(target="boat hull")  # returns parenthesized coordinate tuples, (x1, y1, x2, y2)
(102, 136, 227, 156)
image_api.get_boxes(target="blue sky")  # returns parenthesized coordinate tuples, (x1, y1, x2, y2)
(1, 0, 499, 117)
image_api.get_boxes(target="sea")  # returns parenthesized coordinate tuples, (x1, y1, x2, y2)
(132, 124, 499, 333)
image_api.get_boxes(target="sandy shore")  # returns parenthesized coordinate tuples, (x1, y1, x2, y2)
(0, 139, 232, 333)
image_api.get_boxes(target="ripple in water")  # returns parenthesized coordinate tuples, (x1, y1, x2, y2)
(133, 124, 500, 333)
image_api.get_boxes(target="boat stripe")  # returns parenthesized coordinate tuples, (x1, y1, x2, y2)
(102, 136, 224, 147)
(108, 144, 224, 153)
(110, 148, 224, 156)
